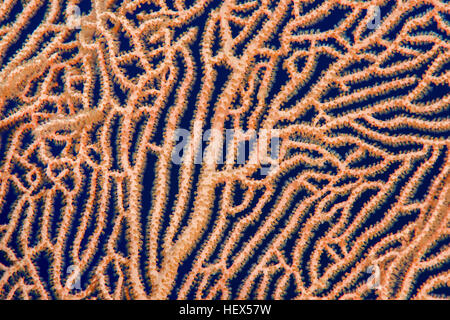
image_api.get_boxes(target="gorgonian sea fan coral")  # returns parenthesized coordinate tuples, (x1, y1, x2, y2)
(0, 0, 449, 300)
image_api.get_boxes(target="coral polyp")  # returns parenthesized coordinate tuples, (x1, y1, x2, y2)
(0, 0, 449, 300)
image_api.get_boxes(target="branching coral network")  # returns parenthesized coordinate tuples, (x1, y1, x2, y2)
(0, 0, 449, 300)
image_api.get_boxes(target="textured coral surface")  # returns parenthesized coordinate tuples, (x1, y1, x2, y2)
(0, 0, 449, 299)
